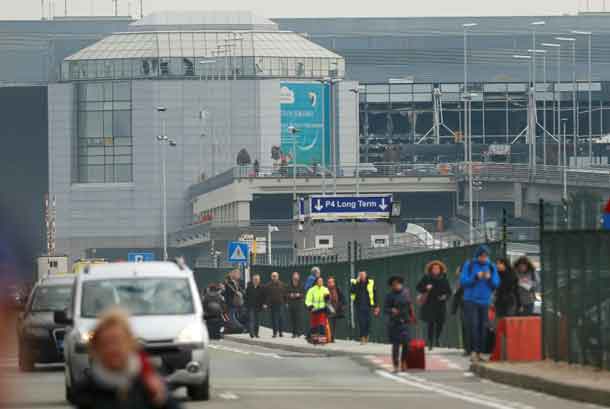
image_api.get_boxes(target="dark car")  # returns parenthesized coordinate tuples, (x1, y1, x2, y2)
(17, 276, 75, 371)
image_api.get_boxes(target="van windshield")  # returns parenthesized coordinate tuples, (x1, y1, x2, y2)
(31, 285, 72, 312)
(81, 278, 194, 318)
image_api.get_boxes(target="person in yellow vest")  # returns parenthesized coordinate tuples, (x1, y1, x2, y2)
(350, 271, 380, 344)
(305, 276, 330, 344)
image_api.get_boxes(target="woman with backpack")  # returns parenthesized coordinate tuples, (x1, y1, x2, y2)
(416, 260, 452, 350)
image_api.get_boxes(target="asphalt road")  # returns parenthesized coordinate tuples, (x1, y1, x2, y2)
(0, 339, 605, 409)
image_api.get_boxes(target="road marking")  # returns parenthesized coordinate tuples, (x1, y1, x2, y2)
(377, 370, 536, 409)
(209, 344, 282, 359)
(218, 392, 239, 400)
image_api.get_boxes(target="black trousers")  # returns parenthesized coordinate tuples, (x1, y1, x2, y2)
(426, 318, 445, 347)
(391, 343, 409, 367)
(287, 303, 302, 336)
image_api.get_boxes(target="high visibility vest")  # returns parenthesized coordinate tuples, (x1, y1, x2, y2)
(305, 286, 330, 310)
(350, 278, 375, 306)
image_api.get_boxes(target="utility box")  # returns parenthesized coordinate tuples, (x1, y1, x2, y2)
(36, 255, 69, 281)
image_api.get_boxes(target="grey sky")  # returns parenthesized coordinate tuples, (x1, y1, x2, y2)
(0, 0, 595, 20)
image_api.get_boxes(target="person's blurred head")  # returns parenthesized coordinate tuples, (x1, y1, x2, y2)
(292, 271, 300, 282)
(358, 271, 368, 282)
(311, 267, 321, 278)
(230, 269, 241, 281)
(252, 274, 261, 286)
(315, 276, 324, 287)
(271, 271, 279, 282)
(475, 245, 490, 265)
(327, 277, 336, 289)
(90, 308, 137, 372)
(515, 257, 532, 274)
(496, 259, 508, 274)
(426, 260, 446, 277)
(388, 276, 404, 292)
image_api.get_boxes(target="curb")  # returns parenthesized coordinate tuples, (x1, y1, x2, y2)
(471, 362, 610, 407)
(224, 335, 376, 357)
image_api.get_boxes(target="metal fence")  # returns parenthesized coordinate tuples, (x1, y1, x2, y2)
(541, 230, 610, 368)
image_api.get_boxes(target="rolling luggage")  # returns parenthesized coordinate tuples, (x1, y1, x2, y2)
(407, 338, 426, 369)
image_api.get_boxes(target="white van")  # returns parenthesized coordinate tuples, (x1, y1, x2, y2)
(56, 261, 210, 402)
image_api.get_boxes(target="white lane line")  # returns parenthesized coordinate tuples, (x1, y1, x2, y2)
(218, 392, 239, 400)
(377, 370, 536, 409)
(209, 344, 282, 359)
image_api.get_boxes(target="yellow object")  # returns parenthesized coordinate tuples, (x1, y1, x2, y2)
(305, 285, 330, 310)
(350, 278, 376, 306)
(72, 258, 108, 274)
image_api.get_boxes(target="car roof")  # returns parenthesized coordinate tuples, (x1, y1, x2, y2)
(37, 276, 76, 286)
(81, 261, 192, 280)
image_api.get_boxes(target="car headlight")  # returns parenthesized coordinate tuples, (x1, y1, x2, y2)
(176, 323, 204, 344)
(79, 331, 93, 344)
(24, 327, 49, 337)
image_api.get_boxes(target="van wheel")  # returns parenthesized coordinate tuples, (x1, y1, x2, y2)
(18, 347, 34, 372)
(187, 376, 210, 401)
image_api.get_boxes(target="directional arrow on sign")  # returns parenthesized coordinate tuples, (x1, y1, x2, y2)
(379, 197, 388, 211)
(314, 199, 323, 211)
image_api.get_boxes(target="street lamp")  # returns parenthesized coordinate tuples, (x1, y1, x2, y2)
(513, 55, 535, 171)
(317, 77, 343, 196)
(198, 60, 216, 181)
(349, 87, 361, 195)
(542, 42, 562, 166)
(529, 48, 548, 165)
(556, 37, 577, 163)
(562, 118, 568, 200)
(462, 92, 478, 244)
(530, 21, 546, 89)
(572, 30, 593, 164)
(267, 225, 279, 265)
(156, 106, 177, 261)
(288, 126, 300, 201)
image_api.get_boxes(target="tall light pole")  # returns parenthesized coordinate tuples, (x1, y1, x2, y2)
(156, 106, 177, 261)
(349, 87, 361, 195)
(288, 126, 300, 201)
(556, 37, 577, 164)
(572, 30, 593, 165)
(529, 48, 548, 165)
(318, 78, 343, 196)
(198, 60, 216, 181)
(562, 118, 568, 201)
(463, 22, 477, 244)
(542, 42, 562, 166)
(513, 55, 534, 170)
(267, 225, 279, 265)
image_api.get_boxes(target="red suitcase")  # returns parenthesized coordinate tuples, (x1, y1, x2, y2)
(407, 338, 426, 370)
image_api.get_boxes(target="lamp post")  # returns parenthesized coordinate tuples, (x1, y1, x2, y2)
(156, 106, 177, 261)
(349, 87, 361, 195)
(267, 225, 279, 265)
(556, 37, 577, 163)
(542, 42, 562, 166)
(463, 22, 477, 244)
(318, 77, 343, 196)
(288, 126, 300, 201)
(513, 55, 534, 170)
(562, 118, 568, 201)
(572, 30, 593, 165)
(198, 60, 216, 180)
(529, 48, 548, 165)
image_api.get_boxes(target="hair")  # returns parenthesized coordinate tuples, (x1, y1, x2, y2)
(387, 276, 404, 286)
(425, 260, 447, 275)
(90, 307, 137, 355)
(311, 267, 320, 274)
(315, 276, 324, 285)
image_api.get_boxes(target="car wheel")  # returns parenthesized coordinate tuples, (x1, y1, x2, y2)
(187, 375, 210, 401)
(18, 346, 34, 372)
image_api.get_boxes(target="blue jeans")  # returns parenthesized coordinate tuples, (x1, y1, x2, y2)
(270, 304, 284, 335)
(229, 307, 245, 332)
(248, 309, 260, 337)
(464, 301, 488, 354)
(356, 306, 371, 338)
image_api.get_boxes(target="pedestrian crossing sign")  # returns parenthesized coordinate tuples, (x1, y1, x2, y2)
(228, 241, 250, 263)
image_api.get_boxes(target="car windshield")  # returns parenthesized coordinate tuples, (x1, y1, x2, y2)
(81, 278, 194, 318)
(31, 285, 72, 312)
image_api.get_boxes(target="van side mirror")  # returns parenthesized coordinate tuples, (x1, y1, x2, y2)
(54, 310, 73, 326)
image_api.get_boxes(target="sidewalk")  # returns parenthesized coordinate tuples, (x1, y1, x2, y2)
(472, 360, 610, 407)
(226, 327, 462, 359)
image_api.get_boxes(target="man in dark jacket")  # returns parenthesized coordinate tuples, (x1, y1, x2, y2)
(265, 271, 287, 337)
(286, 272, 305, 338)
(245, 274, 265, 338)
(350, 271, 379, 344)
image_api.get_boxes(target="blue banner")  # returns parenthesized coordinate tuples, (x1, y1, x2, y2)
(310, 195, 393, 221)
(279, 82, 330, 167)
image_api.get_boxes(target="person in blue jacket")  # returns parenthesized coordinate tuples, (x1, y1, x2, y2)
(460, 245, 500, 362)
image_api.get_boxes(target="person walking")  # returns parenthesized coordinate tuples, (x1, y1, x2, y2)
(305, 276, 330, 344)
(495, 258, 519, 318)
(202, 283, 226, 340)
(72, 308, 181, 409)
(513, 256, 538, 316)
(326, 276, 346, 343)
(224, 269, 246, 333)
(384, 276, 413, 373)
(286, 272, 305, 338)
(350, 271, 379, 344)
(304, 267, 321, 291)
(460, 245, 500, 362)
(265, 272, 287, 338)
(416, 260, 451, 350)
(245, 274, 265, 338)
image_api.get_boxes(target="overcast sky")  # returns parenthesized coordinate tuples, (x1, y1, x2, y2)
(0, 0, 599, 20)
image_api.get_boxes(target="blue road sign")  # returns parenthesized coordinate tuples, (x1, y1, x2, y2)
(128, 251, 155, 263)
(310, 195, 393, 221)
(228, 241, 250, 264)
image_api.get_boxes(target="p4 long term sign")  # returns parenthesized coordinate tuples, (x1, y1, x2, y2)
(310, 194, 393, 221)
